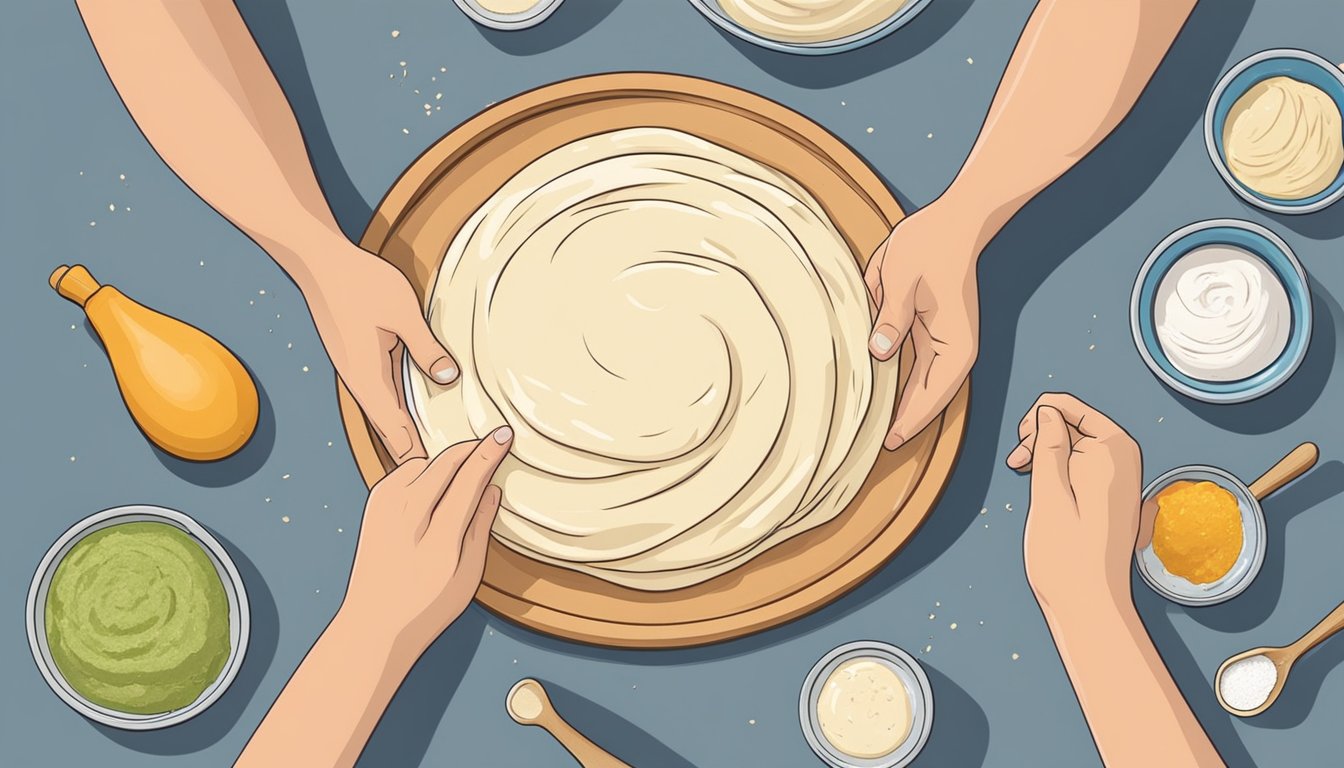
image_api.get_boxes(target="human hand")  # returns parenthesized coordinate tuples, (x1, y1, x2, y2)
(340, 426, 512, 651)
(1005, 394, 1143, 610)
(301, 240, 459, 462)
(865, 204, 980, 450)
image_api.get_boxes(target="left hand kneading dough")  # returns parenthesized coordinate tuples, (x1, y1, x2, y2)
(407, 128, 897, 590)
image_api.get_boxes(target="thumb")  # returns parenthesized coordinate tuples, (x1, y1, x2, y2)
(400, 313, 458, 385)
(1030, 405, 1074, 505)
(869, 288, 914, 362)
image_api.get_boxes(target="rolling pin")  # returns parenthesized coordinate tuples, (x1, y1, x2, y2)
(50, 264, 259, 461)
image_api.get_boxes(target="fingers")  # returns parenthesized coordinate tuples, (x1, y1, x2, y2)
(1006, 392, 1121, 471)
(1028, 405, 1075, 509)
(884, 318, 972, 451)
(456, 485, 503, 574)
(351, 354, 427, 463)
(430, 426, 513, 544)
(400, 312, 458, 385)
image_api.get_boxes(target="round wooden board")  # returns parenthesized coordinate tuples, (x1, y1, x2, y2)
(337, 73, 969, 648)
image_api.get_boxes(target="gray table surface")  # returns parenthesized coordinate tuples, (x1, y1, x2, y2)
(4, 1, 1342, 765)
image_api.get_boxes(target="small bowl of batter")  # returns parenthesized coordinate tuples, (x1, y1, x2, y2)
(687, 0, 935, 55)
(1205, 49, 1344, 214)
(799, 641, 933, 768)
(1129, 219, 1311, 404)
(453, 0, 565, 31)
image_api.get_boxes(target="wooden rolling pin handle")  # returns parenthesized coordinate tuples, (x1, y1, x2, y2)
(50, 264, 103, 307)
(546, 713, 632, 768)
(1249, 442, 1318, 501)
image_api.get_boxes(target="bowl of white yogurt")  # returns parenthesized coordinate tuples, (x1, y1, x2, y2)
(1205, 49, 1344, 214)
(688, 0, 935, 55)
(1130, 219, 1311, 404)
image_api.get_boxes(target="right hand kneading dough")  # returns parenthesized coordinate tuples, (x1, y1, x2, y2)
(407, 128, 897, 590)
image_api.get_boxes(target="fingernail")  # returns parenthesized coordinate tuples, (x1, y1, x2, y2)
(870, 326, 897, 355)
(1006, 444, 1031, 467)
(389, 425, 414, 458)
(1038, 405, 1060, 425)
(492, 425, 513, 444)
(431, 358, 458, 384)
(884, 433, 905, 451)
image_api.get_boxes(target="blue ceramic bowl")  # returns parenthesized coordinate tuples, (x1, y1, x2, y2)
(687, 0, 935, 56)
(1129, 219, 1311, 404)
(1205, 49, 1344, 214)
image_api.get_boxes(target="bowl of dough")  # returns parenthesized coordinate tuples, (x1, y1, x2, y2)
(1205, 48, 1344, 214)
(687, 0, 935, 55)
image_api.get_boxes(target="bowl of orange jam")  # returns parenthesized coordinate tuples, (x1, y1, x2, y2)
(1135, 465, 1265, 606)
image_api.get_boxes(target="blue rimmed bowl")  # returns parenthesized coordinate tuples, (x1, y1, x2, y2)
(687, 0, 934, 56)
(1205, 49, 1344, 214)
(1129, 219, 1311, 404)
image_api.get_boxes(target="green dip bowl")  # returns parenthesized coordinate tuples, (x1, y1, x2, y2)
(26, 505, 249, 730)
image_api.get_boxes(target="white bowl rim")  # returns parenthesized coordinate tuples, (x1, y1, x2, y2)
(798, 640, 934, 768)
(1203, 47, 1344, 215)
(26, 504, 251, 730)
(1134, 465, 1267, 607)
(453, 0, 566, 31)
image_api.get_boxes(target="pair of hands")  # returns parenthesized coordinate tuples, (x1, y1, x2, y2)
(311, 199, 982, 464)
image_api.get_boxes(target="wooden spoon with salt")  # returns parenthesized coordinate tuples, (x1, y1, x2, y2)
(506, 678, 631, 767)
(1215, 600, 1344, 717)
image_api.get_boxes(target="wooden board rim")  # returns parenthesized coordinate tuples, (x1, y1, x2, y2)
(337, 72, 969, 648)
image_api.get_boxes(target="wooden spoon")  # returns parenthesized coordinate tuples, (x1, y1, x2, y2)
(1215, 600, 1344, 717)
(1247, 442, 1319, 500)
(506, 678, 631, 767)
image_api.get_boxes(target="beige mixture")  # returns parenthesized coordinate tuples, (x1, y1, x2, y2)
(719, 0, 911, 44)
(407, 127, 896, 591)
(817, 658, 912, 759)
(1223, 75, 1343, 200)
(475, 0, 542, 14)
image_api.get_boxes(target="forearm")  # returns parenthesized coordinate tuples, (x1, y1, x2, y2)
(237, 610, 422, 768)
(938, 0, 1197, 251)
(1040, 596, 1224, 767)
(76, 0, 347, 288)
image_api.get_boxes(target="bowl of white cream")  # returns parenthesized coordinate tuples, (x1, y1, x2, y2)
(1130, 219, 1311, 404)
(1205, 49, 1344, 214)
(687, 0, 935, 55)
(799, 641, 933, 768)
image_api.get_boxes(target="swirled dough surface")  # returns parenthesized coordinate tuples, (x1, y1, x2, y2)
(719, 0, 910, 44)
(407, 127, 897, 590)
(1223, 76, 1343, 200)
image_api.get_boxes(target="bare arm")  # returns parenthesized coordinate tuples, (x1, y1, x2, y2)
(867, 0, 1198, 450)
(1009, 395, 1223, 767)
(77, 0, 458, 461)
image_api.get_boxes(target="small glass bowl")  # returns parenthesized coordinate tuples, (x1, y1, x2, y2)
(799, 641, 934, 768)
(453, 0, 566, 31)
(26, 505, 250, 730)
(1135, 466, 1266, 607)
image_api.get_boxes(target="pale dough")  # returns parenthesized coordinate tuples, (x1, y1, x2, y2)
(818, 658, 912, 758)
(1223, 75, 1343, 200)
(718, 0, 910, 44)
(407, 127, 897, 591)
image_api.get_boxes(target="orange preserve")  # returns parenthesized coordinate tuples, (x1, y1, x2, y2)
(1152, 480, 1244, 584)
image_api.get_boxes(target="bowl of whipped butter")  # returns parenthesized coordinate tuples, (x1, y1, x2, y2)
(800, 641, 933, 768)
(1130, 219, 1311, 404)
(1206, 49, 1344, 214)
(688, 0, 935, 55)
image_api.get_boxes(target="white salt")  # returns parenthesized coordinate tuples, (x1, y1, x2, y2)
(1220, 654, 1276, 711)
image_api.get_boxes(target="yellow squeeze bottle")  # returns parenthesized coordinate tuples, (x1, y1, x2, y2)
(50, 264, 259, 461)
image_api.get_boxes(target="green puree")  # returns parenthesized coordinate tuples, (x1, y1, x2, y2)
(45, 522, 230, 714)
